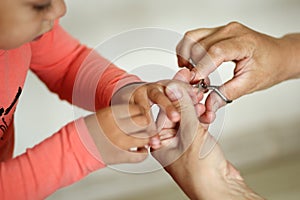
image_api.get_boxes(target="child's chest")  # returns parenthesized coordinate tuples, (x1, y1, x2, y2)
(0, 45, 31, 132)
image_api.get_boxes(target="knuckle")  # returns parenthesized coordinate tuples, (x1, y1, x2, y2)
(243, 32, 258, 44)
(131, 104, 144, 114)
(137, 115, 150, 126)
(148, 87, 163, 99)
(148, 87, 166, 104)
(176, 43, 181, 53)
(135, 84, 147, 94)
(221, 21, 243, 34)
(184, 30, 193, 38)
(227, 21, 242, 29)
(191, 43, 203, 56)
(184, 30, 197, 42)
(208, 44, 224, 57)
(191, 43, 206, 62)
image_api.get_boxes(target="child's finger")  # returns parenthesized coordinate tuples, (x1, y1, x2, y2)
(132, 87, 153, 121)
(159, 129, 177, 141)
(111, 104, 146, 119)
(125, 151, 148, 163)
(172, 68, 191, 82)
(121, 133, 151, 150)
(85, 113, 150, 165)
(146, 85, 180, 123)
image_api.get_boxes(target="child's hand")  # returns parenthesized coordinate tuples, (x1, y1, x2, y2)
(84, 104, 155, 165)
(112, 82, 179, 124)
(111, 69, 203, 147)
(151, 69, 205, 149)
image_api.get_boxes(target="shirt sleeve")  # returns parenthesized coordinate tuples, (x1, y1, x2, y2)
(29, 20, 141, 111)
(0, 118, 105, 200)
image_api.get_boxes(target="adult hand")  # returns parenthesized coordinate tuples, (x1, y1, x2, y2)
(157, 83, 264, 200)
(177, 22, 300, 123)
(164, 127, 264, 200)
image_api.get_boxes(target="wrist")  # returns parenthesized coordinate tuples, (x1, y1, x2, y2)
(111, 82, 146, 105)
(278, 34, 300, 80)
(75, 117, 106, 167)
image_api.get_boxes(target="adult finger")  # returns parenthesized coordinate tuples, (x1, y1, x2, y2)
(190, 27, 234, 65)
(193, 37, 254, 80)
(199, 91, 223, 124)
(177, 28, 218, 68)
(201, 71, 252, 124)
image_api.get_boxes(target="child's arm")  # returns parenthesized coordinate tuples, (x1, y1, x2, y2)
(0, 104, 150, 200)
(30, 20, 141, 111)
(0, 118, 104, 200)
(29, 21, 182, 124)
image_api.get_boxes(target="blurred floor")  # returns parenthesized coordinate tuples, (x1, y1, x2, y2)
(243, 153, 300, 200)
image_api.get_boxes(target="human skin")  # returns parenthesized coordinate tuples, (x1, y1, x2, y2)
(176, 22, 300, 123)
(165, 127, 265, 200)
(157, 82, 264, 200)
(0, 0, 66, 50)
(0, 0, 192, 159)
(84, 104, 152, 164)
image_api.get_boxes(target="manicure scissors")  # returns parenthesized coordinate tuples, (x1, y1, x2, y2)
(188, 59, 233, 104)
(193, 79, 232, 104)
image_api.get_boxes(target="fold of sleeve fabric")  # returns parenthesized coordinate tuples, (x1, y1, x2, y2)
(30, 20, 142, 111)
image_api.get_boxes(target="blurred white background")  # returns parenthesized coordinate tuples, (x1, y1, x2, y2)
(15, 0, 300, 199)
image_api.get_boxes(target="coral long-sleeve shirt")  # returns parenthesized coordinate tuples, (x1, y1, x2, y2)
(0, 21, 141, 199)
